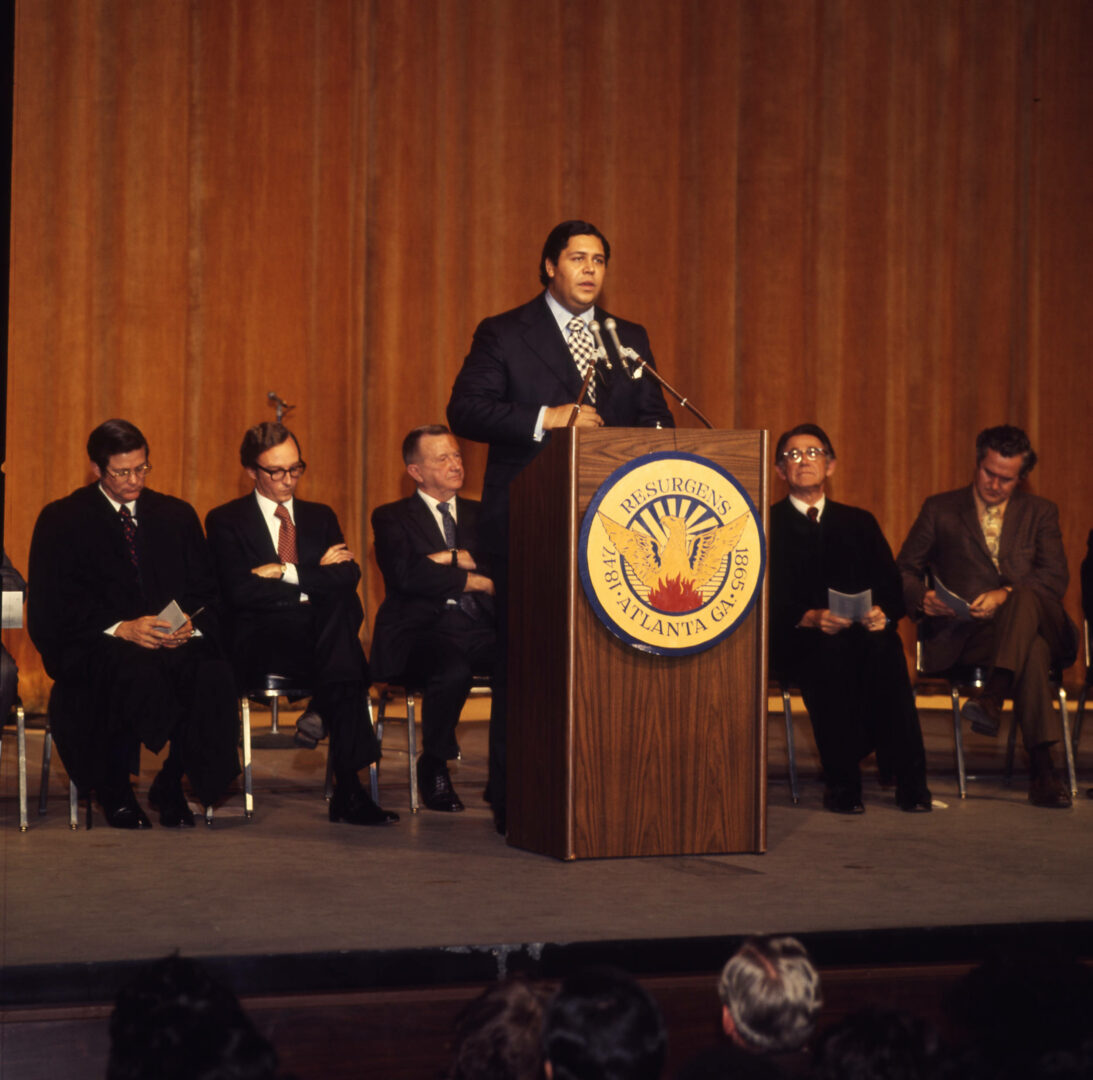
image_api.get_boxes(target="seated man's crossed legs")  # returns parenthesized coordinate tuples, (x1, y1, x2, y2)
(234, 594, 398, 825)
(957, 584, 1072, 807)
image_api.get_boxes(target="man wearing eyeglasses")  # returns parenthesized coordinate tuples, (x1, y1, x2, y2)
(769, 423, 931, 814)
(28, 418, 241, 828)
(205, 421, 397, 826)
(897, 425, 1075, 808)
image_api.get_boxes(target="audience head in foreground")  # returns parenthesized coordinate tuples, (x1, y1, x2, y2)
(543, 967, 667, 1080)
(718, 935, 822, 1054)
(107, 953, 284, 1080)
(446, 976, 547, 1080)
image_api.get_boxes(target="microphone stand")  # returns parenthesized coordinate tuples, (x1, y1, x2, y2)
(602, 318, 714, 429)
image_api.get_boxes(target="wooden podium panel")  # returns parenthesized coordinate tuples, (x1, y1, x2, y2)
(507, 429, 769, 860)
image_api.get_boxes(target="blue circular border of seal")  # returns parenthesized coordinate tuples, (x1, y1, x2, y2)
(577, 450, 767, 657)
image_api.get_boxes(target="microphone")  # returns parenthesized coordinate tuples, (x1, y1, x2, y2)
(603, 318, 642, 379)
(588, 320, 612, 369)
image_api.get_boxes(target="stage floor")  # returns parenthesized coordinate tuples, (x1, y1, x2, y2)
(2, 698, 1092, 1004)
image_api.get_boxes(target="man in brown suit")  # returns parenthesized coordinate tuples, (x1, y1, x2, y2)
(897, 425, 1076, 807)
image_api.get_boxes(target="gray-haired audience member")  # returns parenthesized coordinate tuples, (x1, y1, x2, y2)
(446, 977, 547, 1080)
(543, 967, 667, 1080)
(719, 936, 822, 1054)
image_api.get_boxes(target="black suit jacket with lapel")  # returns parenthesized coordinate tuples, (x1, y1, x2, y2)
(369, 493, 490, 682)
(204, 492, 364, 640)
(446, 293, 675, 552)
(897, 484, 1076, 673)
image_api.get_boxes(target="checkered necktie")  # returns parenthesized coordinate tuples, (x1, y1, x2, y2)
(118, 505, 139, 571)
(566, 316, 597, 403)
(274, 504, 298, 563)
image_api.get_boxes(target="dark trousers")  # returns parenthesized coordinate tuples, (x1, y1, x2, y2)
(954, 585, 1067, 752)
(792, 625, 928, 799)
(234, 594, 379, 778)
(51, 635, 240, 807)
(402, 606, 496, 761)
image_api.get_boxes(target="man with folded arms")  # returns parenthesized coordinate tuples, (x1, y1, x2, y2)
(370, 425, 496, 813)
(28, 419, 239, 827)
(769, 423, 931, 814)
(205, 421, 397, 826)
(897, 424, 1075, 808)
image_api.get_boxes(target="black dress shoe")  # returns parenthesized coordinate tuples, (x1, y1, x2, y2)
(961, 692, 1004, 736)
(823, 788, 865, 815)
(293, 709, 326, 749)
(148, 771, 196, 828)
(896, 787, 933, 813)
(101, 788, 153, 830)
(329, 786, 400, 825)
(416, 756, 465, 812)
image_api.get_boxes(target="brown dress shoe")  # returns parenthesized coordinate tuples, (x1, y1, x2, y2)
(961, 692, 1004, 737)
(1029, 744, 1072, 808)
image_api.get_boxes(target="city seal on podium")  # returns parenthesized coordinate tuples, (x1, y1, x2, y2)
(578, 451, 765, 656)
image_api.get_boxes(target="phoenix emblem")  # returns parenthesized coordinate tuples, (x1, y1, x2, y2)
(598, 511, 749, 613)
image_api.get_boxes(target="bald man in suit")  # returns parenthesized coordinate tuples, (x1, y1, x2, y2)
(897, 424, 1076, 808)
(370, 425, 496, 814)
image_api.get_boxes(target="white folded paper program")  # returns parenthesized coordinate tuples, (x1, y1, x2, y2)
(827, 588, 872, 622)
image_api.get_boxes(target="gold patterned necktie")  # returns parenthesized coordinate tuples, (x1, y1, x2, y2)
(982, 505, 1002, 569)
(566, 316, 597, 403)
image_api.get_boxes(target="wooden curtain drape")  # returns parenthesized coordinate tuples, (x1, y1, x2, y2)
(7, 0, 1092, 711)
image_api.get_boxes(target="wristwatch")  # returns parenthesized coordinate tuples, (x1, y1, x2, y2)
(449, 548, 458, 566)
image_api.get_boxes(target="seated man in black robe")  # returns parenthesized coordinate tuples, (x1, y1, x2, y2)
(205, 421, 396, 826)
(27, 419, 240, 828)
(768, 423, 931, 814)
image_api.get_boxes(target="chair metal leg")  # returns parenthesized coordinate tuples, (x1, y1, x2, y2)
(780, 687, 800, 805)
(1056, 685, 1078, 797)
(39, 728, 52, 816)
(240, 697, 254, 820)
(951, 686, 968, 798)
(366, 693, 378, 804)
(1074, 685, 1087, 751)
(269, 696, 280, 736)
(406, 690, 419, 813)
(69, 781, 79, 829)
(16, 705, 27, 831)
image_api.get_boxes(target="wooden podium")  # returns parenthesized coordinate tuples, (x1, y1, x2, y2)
(506, 428, 770, 860)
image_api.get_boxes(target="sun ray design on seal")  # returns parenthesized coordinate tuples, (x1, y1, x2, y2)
(598, 501, 750, 613)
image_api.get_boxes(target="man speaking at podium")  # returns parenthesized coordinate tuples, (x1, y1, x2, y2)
(447, 220, 674, 832)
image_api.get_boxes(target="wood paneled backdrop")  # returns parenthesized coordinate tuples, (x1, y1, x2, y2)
(5, 0, 1092, 712)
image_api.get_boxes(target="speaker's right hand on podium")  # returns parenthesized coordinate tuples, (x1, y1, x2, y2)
(543, 404, 603, 430)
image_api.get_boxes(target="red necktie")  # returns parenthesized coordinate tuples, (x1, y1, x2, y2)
(274, 504, 298, 563)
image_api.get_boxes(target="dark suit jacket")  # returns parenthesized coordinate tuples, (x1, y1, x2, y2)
(369, 493, 490, 682)
(204, 492, 365, 652)
(896, 484, 1075, 672)
(768, 497, 906, 680)
(27, 483, 230, 792)
(446, 293, 675, 551)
